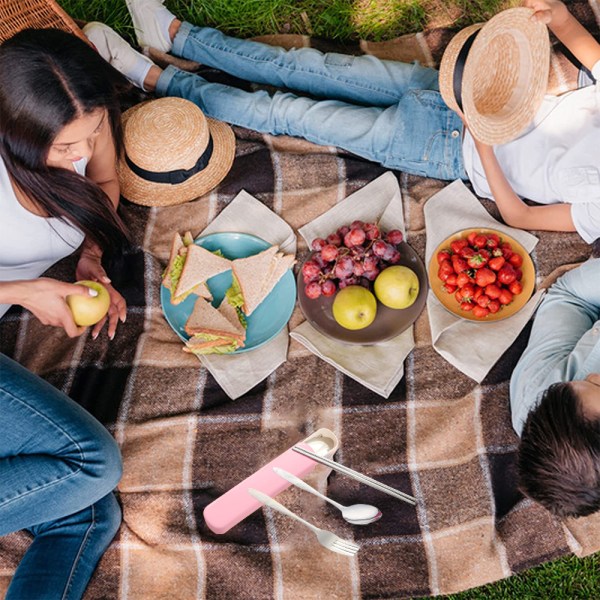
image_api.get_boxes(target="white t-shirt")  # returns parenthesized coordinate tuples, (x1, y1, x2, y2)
(462, 60, 600, 244)
(0, 156, 86, 319)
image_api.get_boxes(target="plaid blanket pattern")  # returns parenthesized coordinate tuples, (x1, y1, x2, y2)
(1, 2, 600, 597)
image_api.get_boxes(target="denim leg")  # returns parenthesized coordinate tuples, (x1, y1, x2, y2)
(158, 65, 397, 164)
(157, 66, 466, 179)
(172, 22, 440, 106)
(6, 493, 121, 600)
(0, 354, 122, 534)
(0, 354, 122, 598)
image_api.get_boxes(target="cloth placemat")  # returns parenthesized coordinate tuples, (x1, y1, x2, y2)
(291, 171, 415, 397)
(424, 180, 545, 382)
(196, 190, 297, 399)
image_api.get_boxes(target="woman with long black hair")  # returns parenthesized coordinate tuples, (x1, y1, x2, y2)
(0, 28, 130, 599)
(0, 28, 130, 338)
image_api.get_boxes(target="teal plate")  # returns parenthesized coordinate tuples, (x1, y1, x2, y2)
(160, 232, 296, 354)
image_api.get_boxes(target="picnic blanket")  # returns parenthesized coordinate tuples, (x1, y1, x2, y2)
(1, 3, 600, 597)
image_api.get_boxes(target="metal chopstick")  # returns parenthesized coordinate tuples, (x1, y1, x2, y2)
(292, 446, 417, 505)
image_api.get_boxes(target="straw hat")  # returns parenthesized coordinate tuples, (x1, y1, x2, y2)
(118, 97, 235, 206)
(439, 7, 550, 145)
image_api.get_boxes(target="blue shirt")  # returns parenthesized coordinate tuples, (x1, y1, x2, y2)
(510, 258, 600, 435)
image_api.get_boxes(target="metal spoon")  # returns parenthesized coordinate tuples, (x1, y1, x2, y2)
(273, 467, 382, 525)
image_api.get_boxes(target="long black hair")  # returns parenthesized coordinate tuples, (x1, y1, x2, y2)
(0, 28, 132, 253)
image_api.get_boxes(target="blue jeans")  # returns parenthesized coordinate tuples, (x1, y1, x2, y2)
(156, 24, 467, 180)
(0, 354, 122, 600)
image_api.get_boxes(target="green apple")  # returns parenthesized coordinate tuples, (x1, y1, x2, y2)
(374, 266, 419, 309)
(66, 281, 110, 326)
(332, 285, 377, 330)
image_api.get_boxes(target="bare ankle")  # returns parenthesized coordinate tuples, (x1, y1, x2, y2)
(143, 65, 163, 92)
(169, 18, 182, 43)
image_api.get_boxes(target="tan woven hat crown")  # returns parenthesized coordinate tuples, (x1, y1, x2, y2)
(117, 97, 235, 206)
(439, 7, 550, 145)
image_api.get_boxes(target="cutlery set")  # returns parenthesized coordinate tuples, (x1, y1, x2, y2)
(248, 446, 417, 557)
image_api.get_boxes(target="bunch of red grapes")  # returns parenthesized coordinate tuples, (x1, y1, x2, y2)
(302, 221, 404, 299)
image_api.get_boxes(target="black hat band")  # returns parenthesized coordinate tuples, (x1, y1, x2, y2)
(125, 134, 214, 185)
(453, 29, 481, 112)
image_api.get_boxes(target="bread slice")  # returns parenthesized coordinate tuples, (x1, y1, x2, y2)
(217, 297, 246, 340)
(231, 246, 295, 316)
(183, 336, 232, 350)
(174, 244, 231, 301)
(162, 232, 212, 303)
(231, 246, 279, 316)
(260, 253, 296, 300)
(183, 337, 234, 354)
(170, 247, 212, 304)
(184, 298, 245, 343)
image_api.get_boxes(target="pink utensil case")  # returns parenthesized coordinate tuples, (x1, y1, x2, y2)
(203, 428, 339, 534)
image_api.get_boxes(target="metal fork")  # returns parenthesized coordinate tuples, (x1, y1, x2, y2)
(248, 488, 360, 556)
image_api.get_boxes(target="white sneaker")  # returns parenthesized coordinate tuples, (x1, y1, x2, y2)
(83, 22, 155, 90)
(126, 0, 174, 53)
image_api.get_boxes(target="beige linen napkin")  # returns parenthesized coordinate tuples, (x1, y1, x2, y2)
(291, 171, 415, 397)
(424, 180, 545, 382)
(195, 190, 297, 399)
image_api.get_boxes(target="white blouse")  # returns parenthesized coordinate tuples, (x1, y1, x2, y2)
(0, 156, 86, 319)
(462, 60, 600, 244)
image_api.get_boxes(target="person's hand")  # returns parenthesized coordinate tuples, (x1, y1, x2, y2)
(16, 278, 91, 337)
(76, 247, 111, 286)
(524, 0, 569, 27)
(76, 251, 127, 340)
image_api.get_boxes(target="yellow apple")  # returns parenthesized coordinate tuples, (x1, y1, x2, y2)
(66, 281, 110, 326)
(332, 285, 377, 330)
(374, 266, 419, 309)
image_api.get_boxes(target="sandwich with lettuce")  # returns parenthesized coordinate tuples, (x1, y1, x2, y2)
(183, 297, 246, 355)
(162, 232, 232, 305)
(226, 245, 295, 317)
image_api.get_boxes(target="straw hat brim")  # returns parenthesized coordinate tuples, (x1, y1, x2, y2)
(117, 103, 236, 207)
(439, 7, 550, 145)
(439, 23, 483, 116)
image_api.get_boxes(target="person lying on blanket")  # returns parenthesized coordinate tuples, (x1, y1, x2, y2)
(511, 258, 600, 518)
(85, 0, 600, 244)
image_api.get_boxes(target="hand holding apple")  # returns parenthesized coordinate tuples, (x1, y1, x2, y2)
(5, 278, 90, 337)
(76, 249, 127, 338)
(66, 281, 111, 326)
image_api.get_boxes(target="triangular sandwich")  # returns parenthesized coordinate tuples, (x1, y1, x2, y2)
(174, 243, 232, 303)
(217, 296, 246, 337)
(183, 297, 246, 355)
(162, 232, 212, 303)
(228, 246, 295, 316)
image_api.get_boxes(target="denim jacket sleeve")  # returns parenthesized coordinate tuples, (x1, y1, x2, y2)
(510, 258, 600, 435)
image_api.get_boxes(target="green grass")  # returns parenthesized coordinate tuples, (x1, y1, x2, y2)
(59, 0, 519, 42)
(56, 0, 600, 597)
(444, 553, 600, 599)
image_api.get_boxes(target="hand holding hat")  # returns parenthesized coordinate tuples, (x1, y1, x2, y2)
(439, 7, 550, 145)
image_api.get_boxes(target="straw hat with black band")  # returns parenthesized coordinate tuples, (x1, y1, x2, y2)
(439, 7, 550, 145)
(118, 97, 235, 206)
